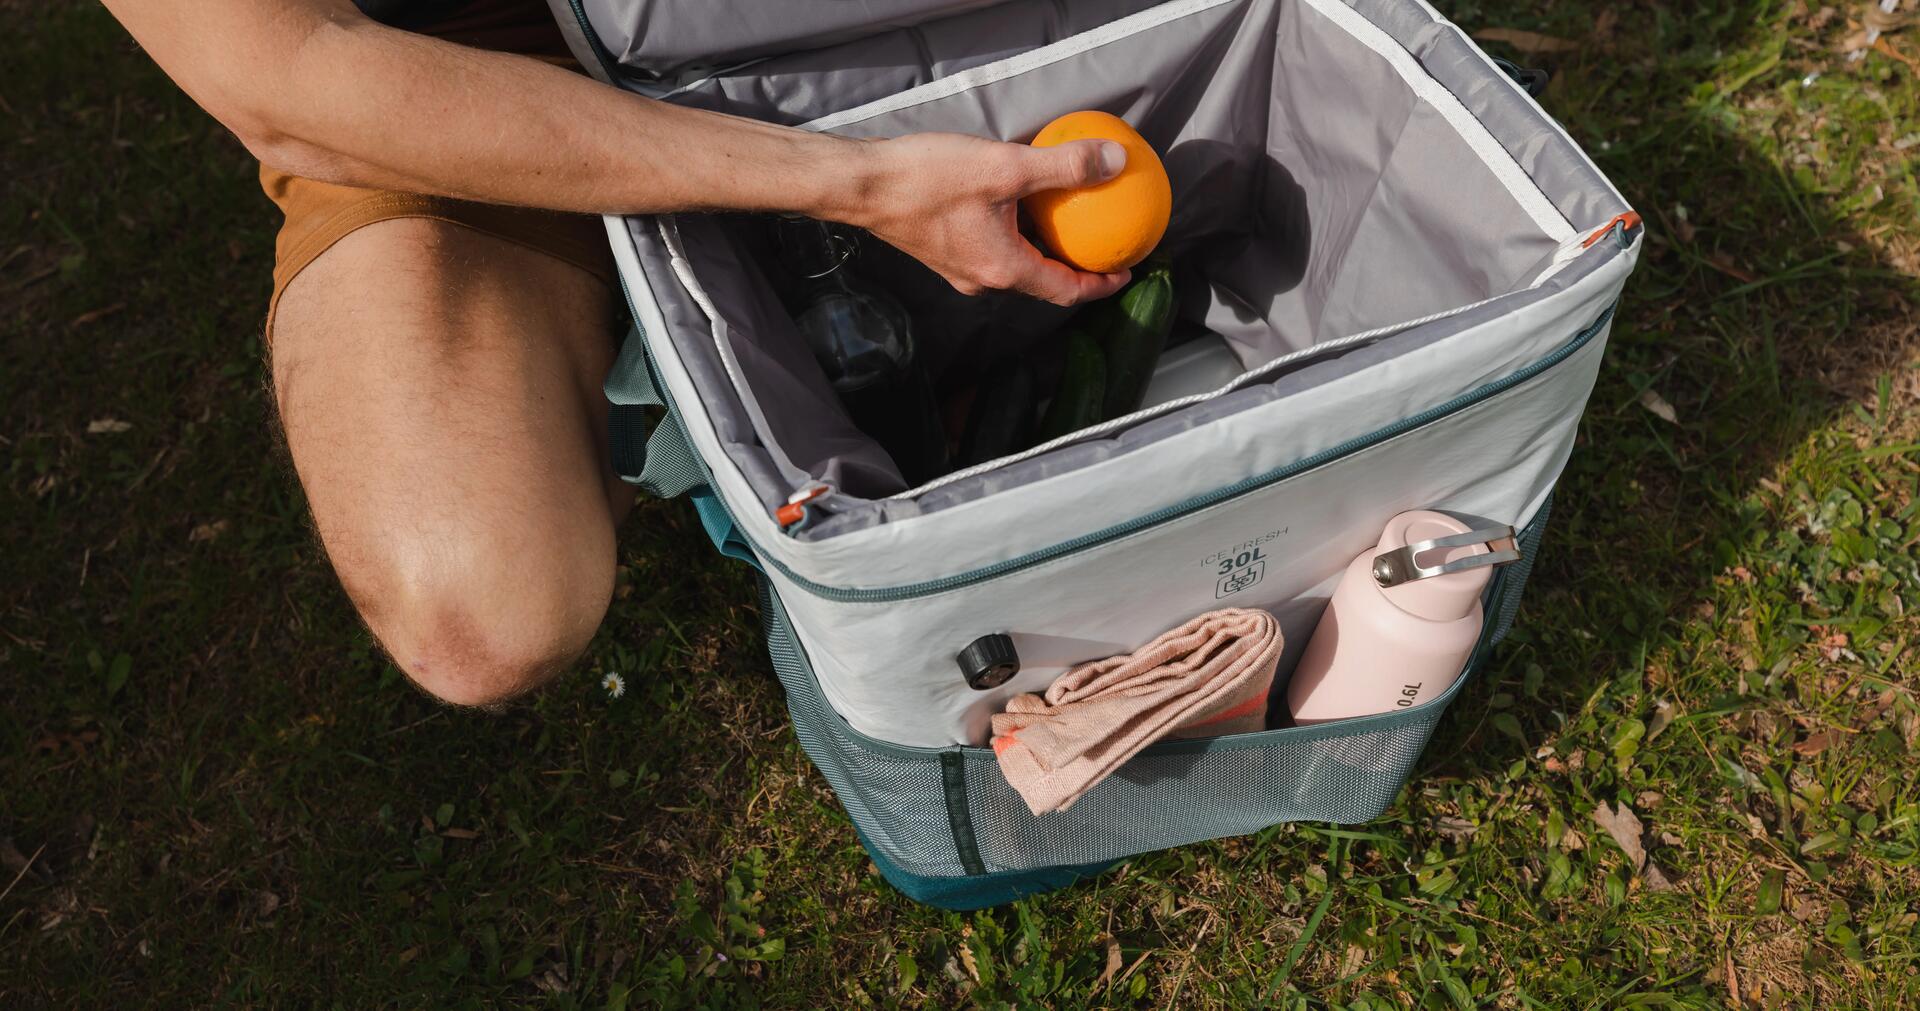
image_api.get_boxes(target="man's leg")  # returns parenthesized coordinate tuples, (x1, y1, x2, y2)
(271, 218, 633, 706)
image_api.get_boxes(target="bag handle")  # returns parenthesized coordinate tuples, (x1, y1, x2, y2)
(1490, 55, 1550, 98)
(605, 326, 706, 500)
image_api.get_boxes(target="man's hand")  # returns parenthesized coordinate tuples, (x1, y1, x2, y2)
(102, 0, 1131, 306)
(837, 134, 1133, 306)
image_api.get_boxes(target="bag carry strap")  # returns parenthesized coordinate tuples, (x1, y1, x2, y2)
(605, 326, 706, 500)
(1490, 55, 1550, 98)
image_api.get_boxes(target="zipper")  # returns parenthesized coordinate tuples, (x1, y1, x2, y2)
(564, 0, 625, 84)
(617, 249, 1612, 603)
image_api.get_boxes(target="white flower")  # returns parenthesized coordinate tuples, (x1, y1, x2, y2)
(601, 672, 626, 699)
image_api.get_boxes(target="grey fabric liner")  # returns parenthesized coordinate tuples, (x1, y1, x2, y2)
(663, 0, 1174, 122)
(565, 0, 1012, 81)
(568, 0, 1623, 231)
(1350, 0, 1625, 230)
(598, 0, 1628, 530)
(806, 244, 1618, 537)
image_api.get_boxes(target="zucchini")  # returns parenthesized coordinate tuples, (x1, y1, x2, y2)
(1036, 330, 1107, 443)
(958, 356, 1039, 466)
(1093, 261, 1176, 420)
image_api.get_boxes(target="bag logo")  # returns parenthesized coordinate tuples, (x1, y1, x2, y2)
(1201, 529, 1284, 599)
(1215, 548, 1267, 598)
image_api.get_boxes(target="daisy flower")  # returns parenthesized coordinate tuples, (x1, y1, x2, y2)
(601, 672, 627, 699)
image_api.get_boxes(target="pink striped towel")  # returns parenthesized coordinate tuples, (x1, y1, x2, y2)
(990, 608, 1282, 815)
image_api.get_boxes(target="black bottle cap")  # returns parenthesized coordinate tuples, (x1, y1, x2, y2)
(956, 634, 1020, 691)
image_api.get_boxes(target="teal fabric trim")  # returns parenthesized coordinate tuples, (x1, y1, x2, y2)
(856, 828, 1118, 910)
(692, 489, 760, 569)
(711, 307, 1612, 604)
(605, 326, 705, 500)
(940, 752, 986, 876)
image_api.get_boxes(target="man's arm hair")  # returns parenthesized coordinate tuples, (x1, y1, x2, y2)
(101, 0, 881, 216)
(102, 0, 1138, 305)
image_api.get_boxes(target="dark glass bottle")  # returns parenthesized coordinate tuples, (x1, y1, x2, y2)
(775, 216, 949, 486)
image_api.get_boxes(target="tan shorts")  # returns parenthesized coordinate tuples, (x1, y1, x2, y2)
(260, 0, 616, 335)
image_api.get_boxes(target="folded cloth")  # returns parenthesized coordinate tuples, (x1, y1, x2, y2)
(990, 608, 1282, 815)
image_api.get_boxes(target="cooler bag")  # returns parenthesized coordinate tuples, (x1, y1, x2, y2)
(546, 0, 1642, 908)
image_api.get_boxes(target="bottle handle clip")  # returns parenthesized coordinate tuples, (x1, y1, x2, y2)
(1371, 525, 1520, 588)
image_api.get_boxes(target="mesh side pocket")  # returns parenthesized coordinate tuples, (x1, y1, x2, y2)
(756, 581, 972, 877)
(1489, 496, 1551, 645)
(751, 500, 1553, 881)
(963, 709, 1448, 871)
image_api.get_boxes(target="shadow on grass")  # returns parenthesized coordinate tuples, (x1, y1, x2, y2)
(5, 0, 1918, 1004)
(1423, 5, 1918, 799)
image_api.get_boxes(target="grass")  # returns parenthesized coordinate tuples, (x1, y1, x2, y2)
(5, 0, 1920, 1006)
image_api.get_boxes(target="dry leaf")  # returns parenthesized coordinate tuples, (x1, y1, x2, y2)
(1671, 205, 1697, 244)
(1792, 729, 1839, 756)
(440, 827, 480, 840)
(1647, 699, 1680, 741)
(1094, 934, 1123, 989)
(1866, 1, 1920, 34)
(1706, 251, 1760, 283)
(1593, 8, 1620, 40)
(69, 303, 125, 328)
(1644, 862, 1677, 892)
(189, 520, 229, 544)
(1639, 389, 1680, 424)
(1434, 815, 1479, 841)
(1559, 825, 1587, 851)
(957, 941, 980, 983)
(1592, 801, 1648, 871)
(87, 418, 132, 434)
(1341, 944, 1369, 975)
(1474, 27, 1582, 53)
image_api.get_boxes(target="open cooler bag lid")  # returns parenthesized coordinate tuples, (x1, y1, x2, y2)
(549, 0, 1017, 81)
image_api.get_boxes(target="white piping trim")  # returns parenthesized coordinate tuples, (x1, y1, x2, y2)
(601, 214, 785, 544)
(1298, 0, 1571, 240)
(1402, 0, 1631, 212)
(800, 0, 1240, 132)
(656, 218, 749, 402)
(628, 0, 1629, 512)
(888, 287, 1512, 499)
(655, 216, 816, 487)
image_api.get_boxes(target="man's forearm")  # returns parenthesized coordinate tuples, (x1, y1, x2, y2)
(103, 0, 877, 222)
(267, 19, 879, 220)
(105, 0, 1133, 304)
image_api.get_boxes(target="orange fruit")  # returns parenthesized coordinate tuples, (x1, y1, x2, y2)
(1022, 111, 1172, 274)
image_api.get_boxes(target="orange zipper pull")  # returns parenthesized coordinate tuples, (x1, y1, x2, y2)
(1582, 210, 1643, 248)
(775, 484, 833, 529)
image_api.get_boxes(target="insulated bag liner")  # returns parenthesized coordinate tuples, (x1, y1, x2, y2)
(562, 0, 1642, 902)
(592, 0, 1629, 525)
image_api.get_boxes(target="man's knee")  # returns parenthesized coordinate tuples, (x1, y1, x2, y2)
(347, 539, 615, 708)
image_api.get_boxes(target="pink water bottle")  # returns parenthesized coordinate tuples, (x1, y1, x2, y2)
(1286, 511, 1520, 725)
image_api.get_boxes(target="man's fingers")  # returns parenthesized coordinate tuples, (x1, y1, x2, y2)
(1004, 244, 1130, 306)
(1014, 139, 1127, 199)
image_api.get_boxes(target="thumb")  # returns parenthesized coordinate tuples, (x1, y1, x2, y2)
(1015, 139, 1127, 198)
